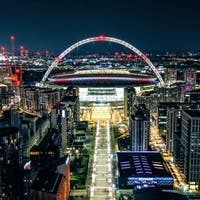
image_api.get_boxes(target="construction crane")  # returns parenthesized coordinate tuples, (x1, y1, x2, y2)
(1, 46, 12, 83)
(1, 45, 22, 86)
(10, 36, 15, 59)
(20, 45, 24, 58)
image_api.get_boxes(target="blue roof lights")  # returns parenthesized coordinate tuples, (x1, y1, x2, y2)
(117, 151, 173, 178)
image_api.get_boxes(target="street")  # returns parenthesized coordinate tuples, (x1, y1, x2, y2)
(90, 120, 113, 199)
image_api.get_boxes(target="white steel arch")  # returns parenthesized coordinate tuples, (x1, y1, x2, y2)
(40, 35, 165, 85)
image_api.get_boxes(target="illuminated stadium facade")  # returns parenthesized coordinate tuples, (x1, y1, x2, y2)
(39, 35, 165, 86)
(38, 35, 165, 103)
(117, 151, 173, 190)
(48, 69, 157, 87)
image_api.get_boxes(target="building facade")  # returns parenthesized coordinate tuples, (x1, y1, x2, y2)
(31, 156, 70, 200)
(124, 87, 136, 119)
(0, 127, 23, 200)
(20, 87, 61, 115)
(130, 109, 149, 151)
(181, 110, 200, 191)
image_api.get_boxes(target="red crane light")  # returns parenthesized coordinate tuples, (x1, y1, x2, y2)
(10, 36, 15, 57)
(20, 46, 24, 57)
(25, 49, 29, 57)
(45, 50, 49, 56)
(127, 54, 132, 58)
(36, 51, 40, 56)
(1, 46, 5, 52)
(10, 36, 15, 41)
(11, 75, 16, 81)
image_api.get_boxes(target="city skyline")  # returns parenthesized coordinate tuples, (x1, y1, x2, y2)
(0, 1, 200, 199)
(0, 0, 200, 52)
(0, 39, 200, 199)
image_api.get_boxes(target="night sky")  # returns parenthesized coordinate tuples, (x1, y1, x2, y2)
(0, 0, 200, 52)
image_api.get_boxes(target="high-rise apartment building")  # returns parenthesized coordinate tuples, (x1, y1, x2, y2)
(181, 110, 200, 191)
(0, 127, 23, 200)
(166, 107, 178, 154)
(20, 87, 60, 115)
(130, 109, 149, 151)
(51, 101, 74, 153)
(124, 87, 136, 119)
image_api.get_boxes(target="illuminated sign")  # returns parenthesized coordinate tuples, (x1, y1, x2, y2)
(79, 87, 124, 102)
(62, 109, 66, 118)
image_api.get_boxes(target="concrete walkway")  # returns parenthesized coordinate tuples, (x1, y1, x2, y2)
(90, 120, 113, 200)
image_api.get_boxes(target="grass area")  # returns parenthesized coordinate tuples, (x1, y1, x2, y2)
(70, 155, 89, 189)
(113, 126, 124, 138)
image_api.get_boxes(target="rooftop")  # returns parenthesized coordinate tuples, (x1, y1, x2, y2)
(0, 127, 19, 138)
(36, 117, 48, 131)
(62, 95, 78, 103)
(184, 110, 200, 118)
(31, 170, 63, 194)
(117, 151, 172, 178)
(0, 119, 9, 128)
(133, 188, 188, 200)
(30, 128, 60, 152)
(131, 110, 147, 121)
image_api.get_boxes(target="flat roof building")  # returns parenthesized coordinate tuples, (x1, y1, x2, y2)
(31, 155, 70, 200)
(117, 151, 173, 190)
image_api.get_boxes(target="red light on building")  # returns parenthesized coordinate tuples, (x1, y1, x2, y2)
(16, 81, 20, 86)
(11, 75, 16, 81)
(127, 54, 132, 58)
(45, 50, 49, 56)
(121, 52, 125, 57)
(11, 67, 22, 86)
(35, 51, 40, 56)
(91, 53, 98, 57)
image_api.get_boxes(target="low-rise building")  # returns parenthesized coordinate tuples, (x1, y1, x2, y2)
(116, 151, 173, 190)
(31, 156, 70, 200)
